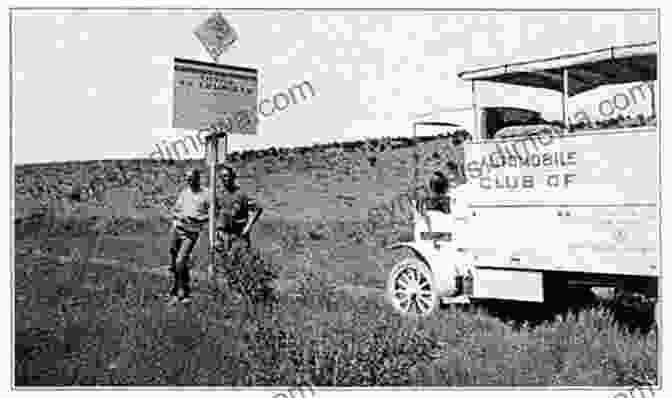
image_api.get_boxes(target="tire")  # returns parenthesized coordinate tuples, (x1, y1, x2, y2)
(541, 274, 600, 323)
(386, 257, 438, 317)
(605, 287, 654, 333)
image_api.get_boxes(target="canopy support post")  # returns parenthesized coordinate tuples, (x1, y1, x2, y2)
(472, 81, 480, 139)
(562, 69, 570, 132)
(650, 80, 656, 120)
(412, 122, 418, 202)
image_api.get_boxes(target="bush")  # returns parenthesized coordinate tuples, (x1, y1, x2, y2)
(217, 243, 281, 304)
(307, 222, 331, 241)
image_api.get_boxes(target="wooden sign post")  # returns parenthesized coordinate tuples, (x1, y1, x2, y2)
(209, 137, 217, 276)
(205, 127, 228, 277)
(172, 12, 258, 278)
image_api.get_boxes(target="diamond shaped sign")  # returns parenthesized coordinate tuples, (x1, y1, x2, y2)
(194, 12, 237, 62)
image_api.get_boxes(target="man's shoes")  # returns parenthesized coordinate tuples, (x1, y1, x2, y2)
(165, 295, 180, 306)
(163, 292, 192, 305)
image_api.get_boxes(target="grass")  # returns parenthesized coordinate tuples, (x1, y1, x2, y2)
(14, 217, 658, 386)
(14, 135, 659, 386)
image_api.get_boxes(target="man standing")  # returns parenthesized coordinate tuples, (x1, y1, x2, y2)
(418, 162, 469, 235)
(451, 129, 472, 181)
(167, 168, 210, 304)
(423, 170, 452, 214)
(445, 160, 470, 221)
(214, 166, 262, 256)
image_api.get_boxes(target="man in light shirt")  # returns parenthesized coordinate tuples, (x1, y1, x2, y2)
(440, 160, 474, 295)
(451, 129, 472, 180)
(167, 168, 211, 304)
(445, 160, 470, 221)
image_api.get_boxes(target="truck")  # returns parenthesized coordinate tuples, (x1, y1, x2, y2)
(385, 42, 659, 323)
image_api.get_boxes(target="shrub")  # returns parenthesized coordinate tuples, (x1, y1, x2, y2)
(217, 243, 281, 305)
(307, 222, 331, 241)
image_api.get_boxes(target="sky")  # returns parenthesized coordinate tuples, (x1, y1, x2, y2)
(11, 10, 658, 164)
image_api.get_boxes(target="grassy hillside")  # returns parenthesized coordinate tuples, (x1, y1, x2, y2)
(15, 134, 455, 222)
(14, 134, 658, 386)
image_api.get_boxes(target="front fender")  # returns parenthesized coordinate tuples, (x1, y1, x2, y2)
(386, 241, 465, 296)
(386, 242, 436, 269)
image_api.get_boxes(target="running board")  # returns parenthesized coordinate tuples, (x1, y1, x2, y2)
(440, 295, 471, 305)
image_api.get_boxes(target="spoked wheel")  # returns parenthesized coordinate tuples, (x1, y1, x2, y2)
(386, 257, 438, 317)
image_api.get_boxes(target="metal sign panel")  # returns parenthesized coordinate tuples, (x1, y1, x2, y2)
(173, 57, 258, 134)
(194, 12, 237, 62)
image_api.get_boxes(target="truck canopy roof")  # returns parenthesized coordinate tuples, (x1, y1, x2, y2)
(458, 41, 656, 96)
(413, 121, 460, 127)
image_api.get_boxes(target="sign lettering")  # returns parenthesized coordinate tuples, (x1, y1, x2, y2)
(172, 57, 258, 134)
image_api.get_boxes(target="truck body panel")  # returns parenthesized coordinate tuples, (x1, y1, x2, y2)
(461, 128, 658, 278)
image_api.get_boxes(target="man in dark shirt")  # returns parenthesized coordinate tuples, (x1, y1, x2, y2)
(215, 166, 262, 254)
(425, 160, 468, 212)
(423, 171, 451, 214)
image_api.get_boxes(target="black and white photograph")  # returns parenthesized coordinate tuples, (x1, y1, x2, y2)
(9, 5, 663, 392)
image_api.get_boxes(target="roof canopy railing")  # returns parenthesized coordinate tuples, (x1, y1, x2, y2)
(459, 41, 657, 97)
